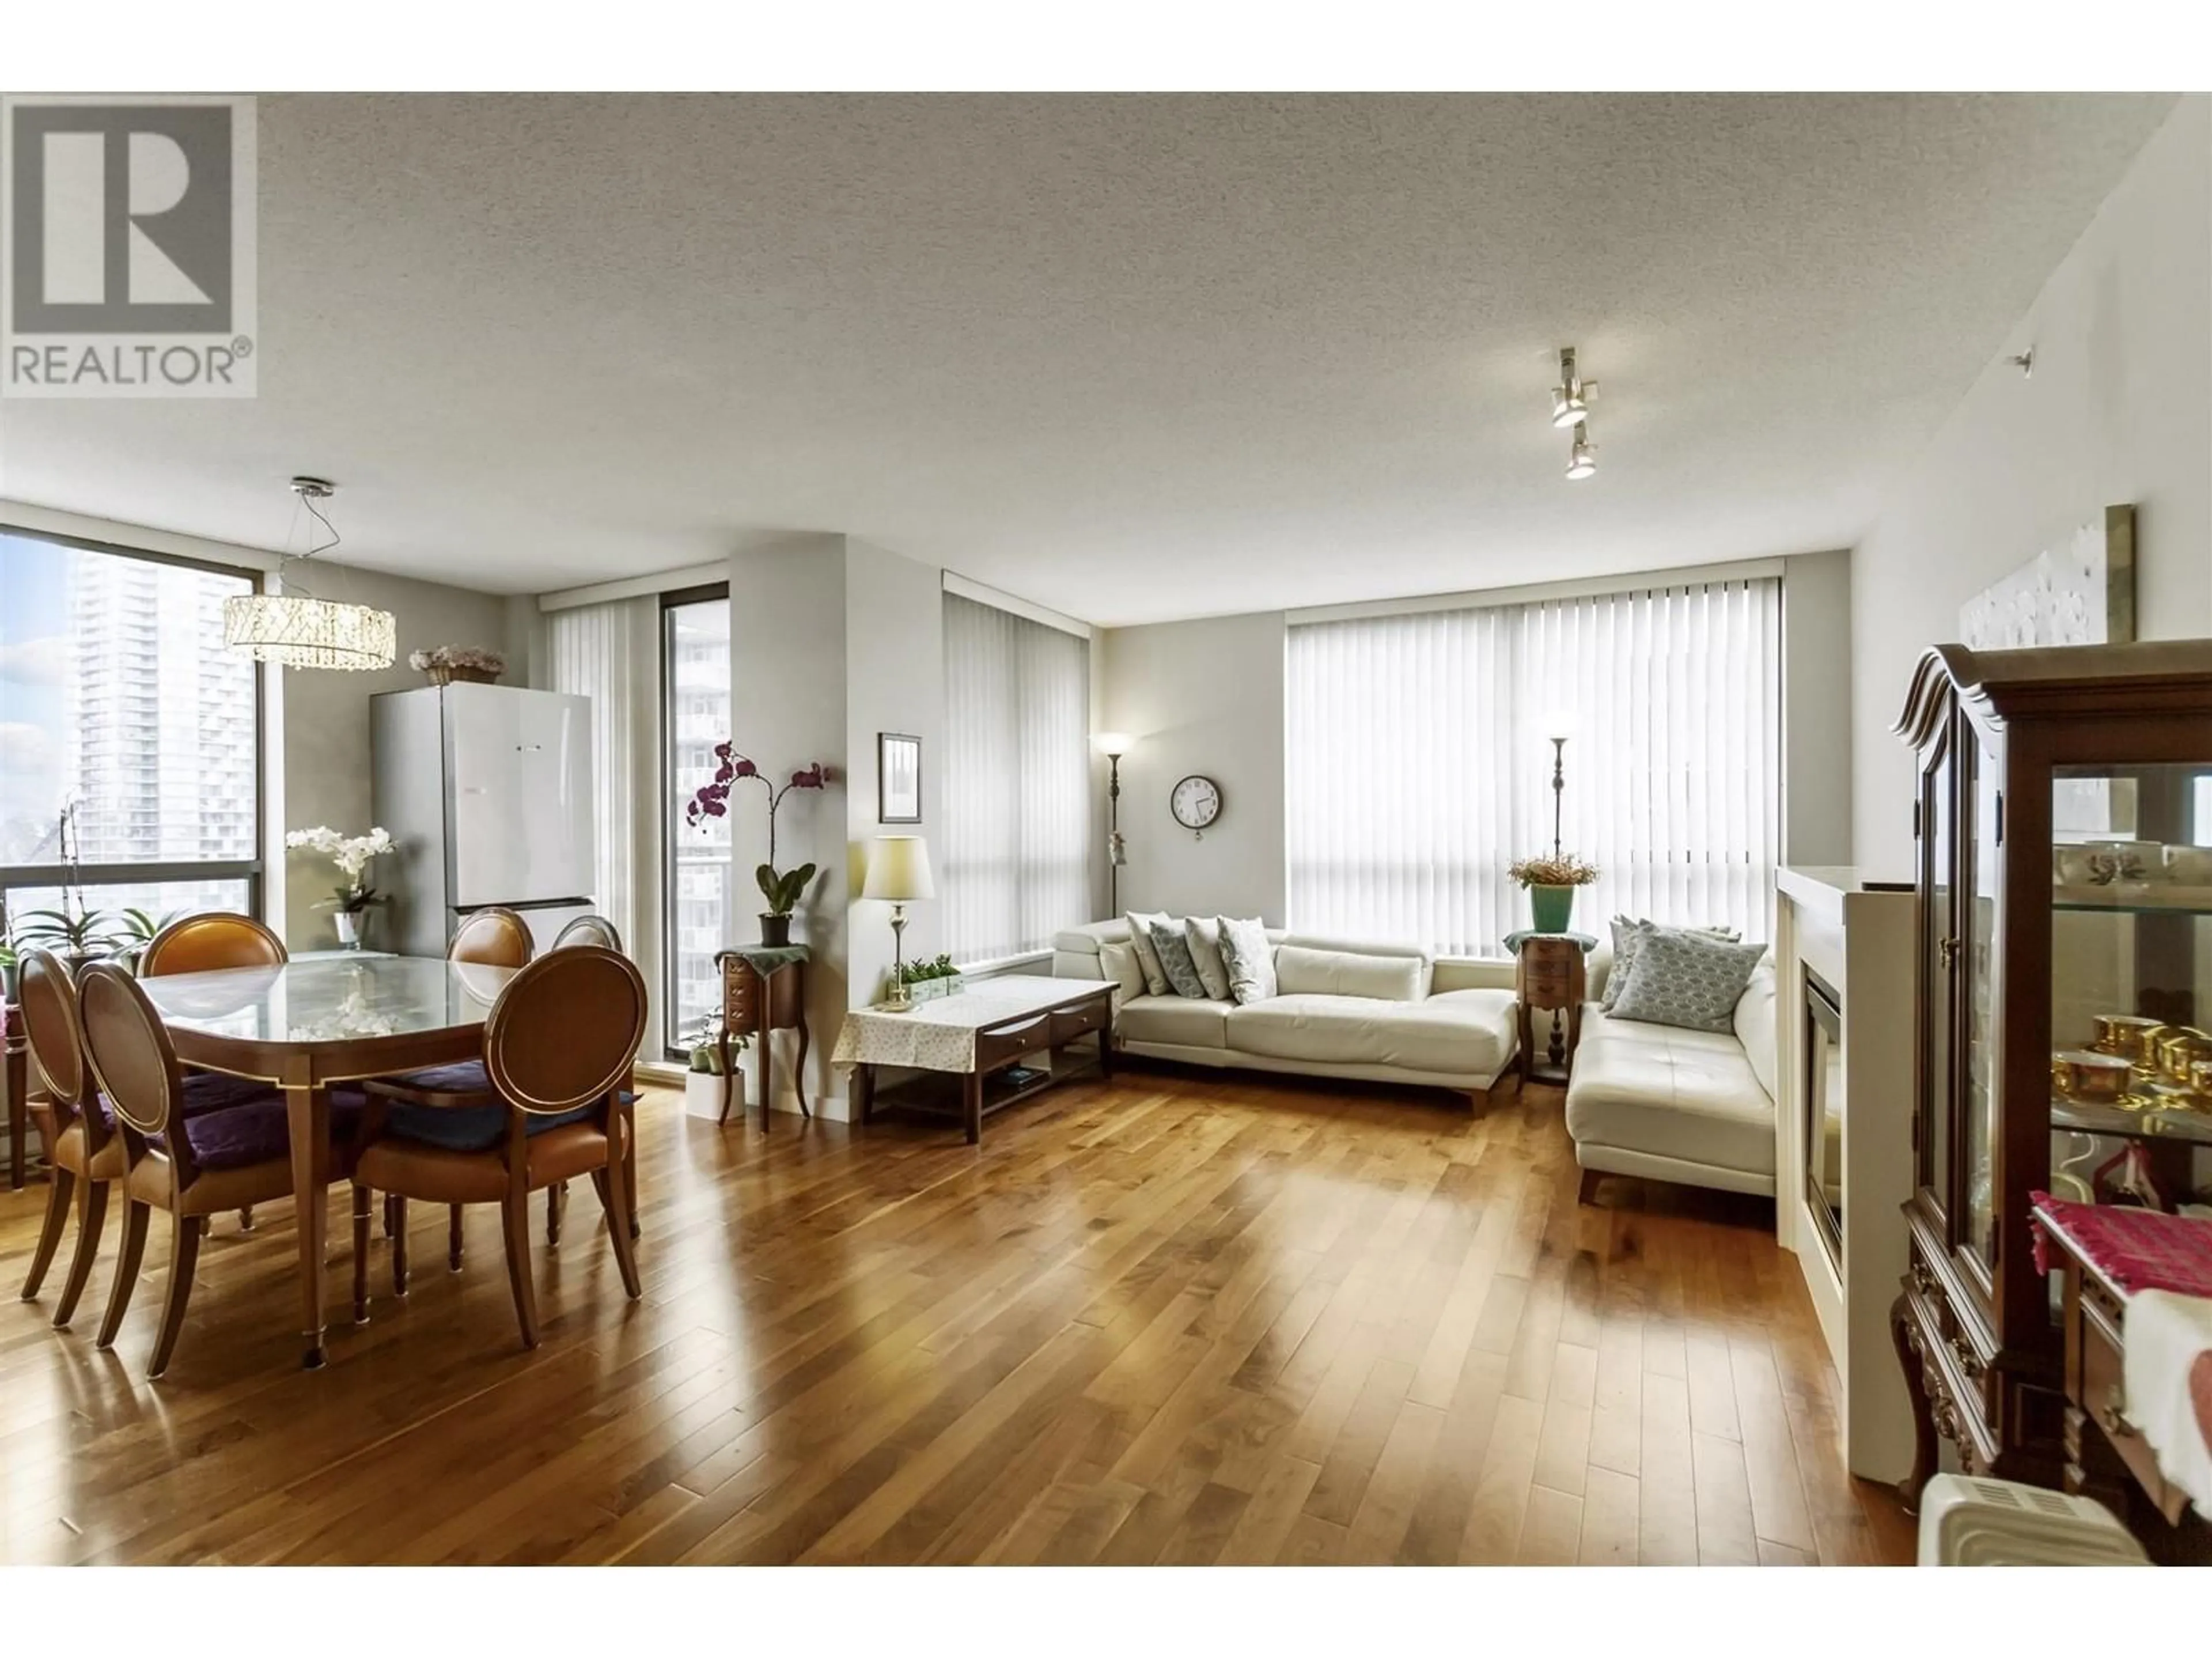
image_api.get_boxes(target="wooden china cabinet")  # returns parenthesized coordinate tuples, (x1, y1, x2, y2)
(1891, 640, 2212, 1501)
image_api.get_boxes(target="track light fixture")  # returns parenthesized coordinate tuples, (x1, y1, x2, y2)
(1550, 346, 1596, 429)
(1565, 422, 1596, 481)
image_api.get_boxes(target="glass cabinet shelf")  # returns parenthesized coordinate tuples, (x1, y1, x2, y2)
(2051, 1096, 2212, 1146)
(2054, 885, 2212, 916)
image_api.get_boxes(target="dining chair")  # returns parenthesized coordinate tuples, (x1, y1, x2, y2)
(75, 963, 366, 1378)
(551, 914, 624, 953)
(16, 948, 272, 1328)
(365, 905, 534, 1259)
(14, 947, 122, 1327)
(139, 911, 286, 1234)
(451, 906, 535, 968)
(367, 910, 638, 1256)
(139, 912, 287, 978)
(351, 946, 646, 1350)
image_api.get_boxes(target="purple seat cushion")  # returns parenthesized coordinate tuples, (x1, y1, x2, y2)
(93, 1085, 368, 1171)
(181, 1069, 274, 1113)
(376, 1060, 491, 1098)
(385, 1099, 594, 1152)
(174, 1086, 368, 1171)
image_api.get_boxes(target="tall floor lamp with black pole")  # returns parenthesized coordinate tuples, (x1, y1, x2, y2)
(1093, 732, 1134, 915)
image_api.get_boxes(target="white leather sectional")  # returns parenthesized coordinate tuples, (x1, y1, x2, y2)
(1052, 918, 1782, 1205)
(1565, 955, 1779, 1201)
(1050, 921, 1521, 1105)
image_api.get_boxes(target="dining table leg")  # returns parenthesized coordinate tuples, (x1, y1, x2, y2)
(283, 1068, 331, 1370)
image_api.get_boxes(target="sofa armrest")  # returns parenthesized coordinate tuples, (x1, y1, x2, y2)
(1431, 956, 1514, 994)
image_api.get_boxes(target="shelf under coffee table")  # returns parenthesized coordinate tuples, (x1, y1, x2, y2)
(832, 974, 1114, 1144)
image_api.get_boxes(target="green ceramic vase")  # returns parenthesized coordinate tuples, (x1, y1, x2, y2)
(1529, 884, 1575, 935)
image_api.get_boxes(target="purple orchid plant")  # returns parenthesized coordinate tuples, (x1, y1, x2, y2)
(686, 745, 831, 916)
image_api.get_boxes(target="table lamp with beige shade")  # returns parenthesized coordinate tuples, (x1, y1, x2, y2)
(863, 835, 936, 1012)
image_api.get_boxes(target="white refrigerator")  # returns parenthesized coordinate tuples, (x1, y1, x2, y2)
(370, 684, 596, 957)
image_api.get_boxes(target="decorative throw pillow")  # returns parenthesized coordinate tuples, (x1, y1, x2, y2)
(1183, 916, 1231, 1001)
(1602, 916, 1741, 1011)
(1145, 919, 1210, 999)
(1124, 911, 1172, 997)
(1099, 939, 1146, 1003)
(1216, 916, 1277, 1005)
(1609, 929, 1769, 1034)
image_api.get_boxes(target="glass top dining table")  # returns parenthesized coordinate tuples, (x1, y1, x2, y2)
(138, 953, 518, 1369)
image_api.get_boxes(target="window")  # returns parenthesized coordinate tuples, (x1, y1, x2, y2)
(941, 593, 1090, 965)
(661, 587, 730, 1053)
(1286, 577, 1781, 956)
(1, 527, 263, 940)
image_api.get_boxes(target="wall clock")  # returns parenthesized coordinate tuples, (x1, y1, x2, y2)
(1170, 774, 1223, 839)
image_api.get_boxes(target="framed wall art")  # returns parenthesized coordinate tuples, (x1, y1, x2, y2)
(878, 732, 922, 823)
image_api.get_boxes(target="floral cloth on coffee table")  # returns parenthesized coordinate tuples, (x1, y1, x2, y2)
(831, 975, 1104, 1074)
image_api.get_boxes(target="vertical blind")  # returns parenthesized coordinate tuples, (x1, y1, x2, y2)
(941, 593, 1090, 964)
(1286, 578, 1781, 955)
(547, 598, 645, 961)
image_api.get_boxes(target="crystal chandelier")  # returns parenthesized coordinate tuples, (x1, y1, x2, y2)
(223, 477, 397, 671)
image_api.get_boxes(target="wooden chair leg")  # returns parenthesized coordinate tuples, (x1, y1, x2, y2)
(498, 1196, 539, 1350)
(96, 1198, 152, 1350)
(391, 1196, 411, 1296)
(238, 1206, 255, 1232)
(597, 1144, 643, 1301)
(199, 1215, 214, 1237)
(52, 1177, 109, 1328)
(146, 1209, 204, 1379)
(624, 1123, 641, 1241)
(1577, 1167, 1601, 1206)
(448, 1204, 465, 1272)
(19, 1165, 75, 1300)
(350, 1184, 372, 1324)
(547, 1181, 564, 1248)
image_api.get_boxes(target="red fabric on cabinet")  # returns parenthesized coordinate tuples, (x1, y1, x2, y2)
(2030, 1192, 2212, 1299)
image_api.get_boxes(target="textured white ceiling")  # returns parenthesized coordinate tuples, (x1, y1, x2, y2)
(0, 93, 2177, 625)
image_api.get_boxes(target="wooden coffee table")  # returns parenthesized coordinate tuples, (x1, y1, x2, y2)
(833, 975, 1112, 1145)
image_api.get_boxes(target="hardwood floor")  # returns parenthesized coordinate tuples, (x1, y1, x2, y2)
(0, 1070, 1913, 1565)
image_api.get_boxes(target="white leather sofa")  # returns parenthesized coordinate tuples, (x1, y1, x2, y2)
(1051, 921, 1521, 1108)
(1565, 954, 1779, 1203)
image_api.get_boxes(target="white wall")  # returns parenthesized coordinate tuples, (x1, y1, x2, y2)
(726, 533, 851, 1108)
(845, 537, 945, 1010)
(1783, 548, 1854, 867)
(1098, 611, 1288, 924)
(1851, 96, 2212, 877)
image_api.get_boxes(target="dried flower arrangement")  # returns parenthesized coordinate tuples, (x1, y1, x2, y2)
(409, 645, 507, 685)
(1507, 854, 1601, 888)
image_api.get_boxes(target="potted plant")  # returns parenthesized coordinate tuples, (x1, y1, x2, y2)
(107, 906, 179, 974)
(897, 953, 964, 1005)
(1508, 854, 1601, 934)
(285, 825, 397, 949)
(679, 1015, 751, 1120)
(13, 803, 126, 979)
(686, 748, 831, 949)
(13, 905, 129, 980)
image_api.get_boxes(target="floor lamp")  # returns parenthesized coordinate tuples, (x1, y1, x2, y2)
(1093, 732, 1134, 915)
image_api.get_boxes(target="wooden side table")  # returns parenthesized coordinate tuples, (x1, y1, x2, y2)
(714, 948, 812, 1131)
(1508, 930, 1596, 1085)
